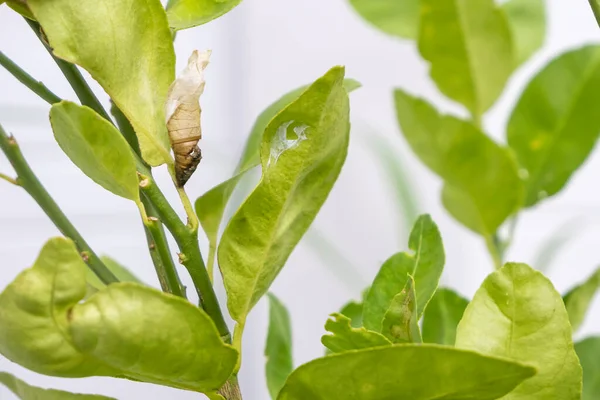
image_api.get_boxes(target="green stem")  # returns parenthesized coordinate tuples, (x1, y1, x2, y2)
(484, 234, 503, 270)
(143, 198, 186, 298)
(589, 0, 600, 27)
(0, 51, 61, 105)
(0, 172, 19, 186)
(0, 124, 118, 284)
(140, 176, 230, 341)
(110, 101, 143, 159)
(25, 19, 112, 122)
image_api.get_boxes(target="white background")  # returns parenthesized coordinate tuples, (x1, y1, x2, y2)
(1, 0, 600, 399)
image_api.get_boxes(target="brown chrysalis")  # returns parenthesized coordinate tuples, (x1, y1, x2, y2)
(165, 50, 211, 187)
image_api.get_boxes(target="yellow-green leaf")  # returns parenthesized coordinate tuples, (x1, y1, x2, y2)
(418, 0, 514, 118)
(507, 45, 600, 206)
(456, 263, 582, 399)
(421, 288, 468, 345)
(0, 238, 238, 395)
(0, 372, 114, 399)
(265, 293, 293, 400)
(563, 266, 600, 333)
(502, 0, 546, 66)
(167, 0, 243, 31)
(381, 276, 421, 344)
(28, 0, 174, 166)
(363, 214, 444, 331)
(348, 0, 419, 39)
(395, 90, 523, 235)
(278, 345, 536, 400)
(50, 101, 140, 201)
(321, 313, 391, 354)
(218, 66, 350, 324)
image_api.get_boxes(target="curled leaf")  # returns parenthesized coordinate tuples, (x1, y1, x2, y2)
(165, 50, 210, 186)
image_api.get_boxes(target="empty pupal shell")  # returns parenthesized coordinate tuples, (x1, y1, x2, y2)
(165, 50, 211, 187)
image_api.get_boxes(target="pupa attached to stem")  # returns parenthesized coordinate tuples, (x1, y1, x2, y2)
(165, 50, 211, 187)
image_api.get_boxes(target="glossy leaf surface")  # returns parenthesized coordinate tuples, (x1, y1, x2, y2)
(265, 294, 293, 400)
(507, 45, 600, 206)
(418, 0, 514, 117)
(167, 0, 243, 31)
(278, 345, 536, 400)
(502, 0, 546, 66)
(363, 214, 444, 331)
(395, 90, 523, 235)
(321, 313, 391, 353)
(218, 67, 350, 323)
(348, 0, 419, 39)
(28, 0, 174, 166)
(0, 238, 237, 395)
(381, 276, 421, 343)
(456, 263, 582, 399)
(422, 288, 469, 345)
(50, 102, 139, 201)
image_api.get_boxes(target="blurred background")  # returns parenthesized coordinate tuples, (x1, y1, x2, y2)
(1, 0, 600, 398)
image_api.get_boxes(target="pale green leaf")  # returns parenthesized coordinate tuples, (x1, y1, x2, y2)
(563, 267, 600, 333)
(363, 214, 444, 331)
(507, 45, 600, 206)
(0, 372, 114, 399)
(0, 237, 237, 395)
(575, 337, 600, 400)
(49, 101, 139, 201)
(418, 0, 514, 118)
(322, 313, 391, 354)
(5, 1, 35, 19)
(218, 66, 350, 324)
(502, 0, 546, 66)
(196, 79, 360, 249)
(28, 0, 174, 166)
(265, 293, 293, 400)
(456, 263, 582, 399)
(395, 90, 523, 235)
(381, 276, 421, 343)
(421, 288, 468, 345)
(278, 344, 536, 400)
(348, 0, 419, 39)
(86, 256, 143, 291)
(339, 301, 364, 328)
(167, 0, 243, 31)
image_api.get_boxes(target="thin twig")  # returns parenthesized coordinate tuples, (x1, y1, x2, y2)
(0, 124, 118, 284)
(0, 172, 19, 186)
(0, 51, 61, 105)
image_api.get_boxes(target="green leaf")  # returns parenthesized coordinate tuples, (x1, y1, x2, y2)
(0, 237, 237, 395)
(5, 1, 35, 19)
(278, 344, 536, 400)
(347, 0, 419, 39)
(28, 0, 174, 166)
(86, 255, 143, 291)
(563, 267, 600, 333)
(218, 66, 350, 324)
(363, 214, 444, 331)
(265, 293, 294, 400)
(422, 288, 468, 345)
(455, 263, 582, 399)
(418, 0, 514, 118)
(507, 45, 600, 206)
(321, 313, 391, 354)
(575, 337, 600, 400)
(395, 90, 523, 235)
(196, 79, 360, 252)
(381, 276, 421, 344)
(338, 288, 370, 328)
(0, 372, 114, 399)
(167, 0, 243, 31)
(49, 101, 139, 201)
(502, 0, 546, 66)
